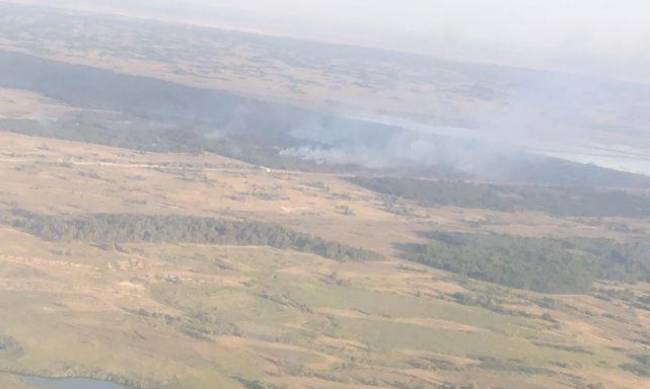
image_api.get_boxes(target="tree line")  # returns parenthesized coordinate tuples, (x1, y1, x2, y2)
(350, 176, 650, 218)
(398, 231, 650, 293)
(6, 210, 381, 262)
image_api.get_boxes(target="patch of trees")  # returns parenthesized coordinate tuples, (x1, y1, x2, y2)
(234, 377, 281, 389)
(0, 116, 341, 172)
(447, 292, 554, 321)
(350, 176, 650, 217)
(472, 355, 554, 376)
(620, 354, 650, 377)
(7, 211, 381, 262)
(0, 336, 22, 356)
(398, 231, 650, 293)
(0, 51, 376, 173)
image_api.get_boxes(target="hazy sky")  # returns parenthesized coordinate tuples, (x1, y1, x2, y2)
(13, 0, 650, 57)
(9, 0, 650, 80)
(198, 0, 650, 58)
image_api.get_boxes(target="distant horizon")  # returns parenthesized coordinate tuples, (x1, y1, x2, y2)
(5, 0, 650, 84)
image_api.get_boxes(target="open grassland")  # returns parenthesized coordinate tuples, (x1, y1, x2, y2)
(0, 132, 648, 388)
(0, 88, 73, 120)
(0, 7, 648, 388)
(0, 231, 646, 388)
(0, 373, 32, 389)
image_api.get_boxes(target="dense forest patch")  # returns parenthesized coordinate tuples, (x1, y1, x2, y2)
(3, 210, 381, 262)
(350, 176, 650, 217)
(398, 231, 650, 293)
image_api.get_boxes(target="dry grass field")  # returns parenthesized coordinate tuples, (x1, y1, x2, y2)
(0, 4, 649, 388)
(0, 130, 648, 388)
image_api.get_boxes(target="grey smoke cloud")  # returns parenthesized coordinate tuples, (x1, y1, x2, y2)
(282, 65, 650, 176)
(212, 0, 650, 55)
(5, 0, 650, 177)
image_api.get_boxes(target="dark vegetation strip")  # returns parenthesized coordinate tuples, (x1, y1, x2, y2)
(4, 210, 382, 262)
(620, 354, 650, 377)
(350, 176, 650, 218)
(3, 50, 650, 187)
(397, 231, 650, 294)
(0, 50, 391, 172)
(0, 116, 332, 172)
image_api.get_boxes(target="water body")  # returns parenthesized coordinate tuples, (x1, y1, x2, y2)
(22, 376, 130, 389)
